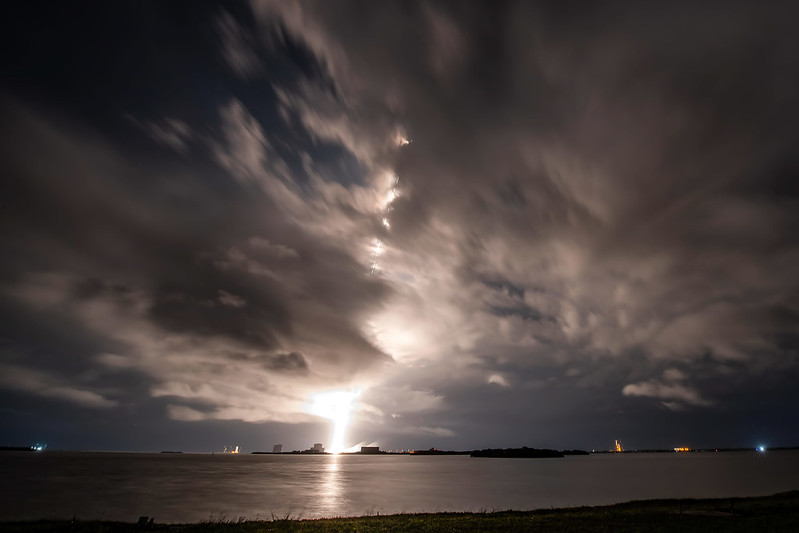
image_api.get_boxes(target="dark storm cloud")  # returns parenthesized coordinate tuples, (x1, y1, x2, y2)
(1, 0, 798, 451)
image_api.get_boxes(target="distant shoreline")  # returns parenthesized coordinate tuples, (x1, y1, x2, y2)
(3, 491, 797, 532)
(249, 446, 798, 456)
(4, 445, 799, 455)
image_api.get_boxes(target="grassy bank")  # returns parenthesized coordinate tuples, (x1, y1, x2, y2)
(3, 491, 798, 532)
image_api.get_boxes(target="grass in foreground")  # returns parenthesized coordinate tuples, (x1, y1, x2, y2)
(3, 491, 798, 532)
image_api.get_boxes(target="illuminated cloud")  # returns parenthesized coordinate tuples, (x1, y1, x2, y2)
(217, 290, 247, 308)
(0, 364, 118, 409)
(213, 98, 272, 185)
(488, 374, 510, 387)
(622, 380, 713, 410)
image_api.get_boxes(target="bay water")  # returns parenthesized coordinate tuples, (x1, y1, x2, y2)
(1, 450, 797, 523)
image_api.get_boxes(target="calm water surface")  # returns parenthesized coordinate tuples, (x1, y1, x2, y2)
(1, 451, 797, 522)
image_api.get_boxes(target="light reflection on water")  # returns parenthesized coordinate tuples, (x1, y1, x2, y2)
(0, 451, 797, 523)
(317, 454, 342, 516)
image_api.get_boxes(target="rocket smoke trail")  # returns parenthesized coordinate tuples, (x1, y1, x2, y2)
(368, 134, 411, 274)
(370, 173, 399, 274)
(369, 134, 410, 274)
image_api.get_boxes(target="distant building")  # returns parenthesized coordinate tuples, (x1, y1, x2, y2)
(360, 446, 380, 454)
(312, 443, 324, 452)
(615, 440, 624, 452)
(272, 444, 283, 453)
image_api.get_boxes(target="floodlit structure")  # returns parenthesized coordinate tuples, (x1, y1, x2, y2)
(615, 440, 624, 452)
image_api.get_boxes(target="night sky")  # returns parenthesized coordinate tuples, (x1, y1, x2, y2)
(1, 1, 798, 453)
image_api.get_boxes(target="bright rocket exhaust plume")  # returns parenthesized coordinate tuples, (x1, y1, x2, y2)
(308, 390, 361, 453)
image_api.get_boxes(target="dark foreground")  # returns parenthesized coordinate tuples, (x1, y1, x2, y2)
(3, 491, 798, 532)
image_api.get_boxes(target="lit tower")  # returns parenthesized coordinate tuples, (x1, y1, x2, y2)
(615, 439, 624, 452)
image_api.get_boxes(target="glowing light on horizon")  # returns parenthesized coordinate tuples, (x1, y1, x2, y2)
(309, 390, 361, 454)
